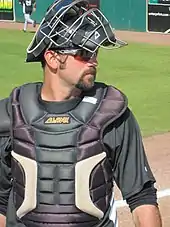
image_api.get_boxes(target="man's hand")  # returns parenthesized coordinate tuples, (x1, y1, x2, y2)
(132, 205, 162, 227)
(33, 3, 36, 12)
(0, 214, 6, 227)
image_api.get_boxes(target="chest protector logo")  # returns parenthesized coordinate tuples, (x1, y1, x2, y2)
(10, 82, 127, 227)
(44, 116, 70, 124)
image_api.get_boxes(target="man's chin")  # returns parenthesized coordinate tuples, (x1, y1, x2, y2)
(75, 81, 95, 91)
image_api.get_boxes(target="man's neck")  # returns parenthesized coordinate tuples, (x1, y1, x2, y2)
(41, 83, 81, 102)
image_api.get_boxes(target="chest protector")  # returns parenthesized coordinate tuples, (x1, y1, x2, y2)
(10, 82, 127, 227)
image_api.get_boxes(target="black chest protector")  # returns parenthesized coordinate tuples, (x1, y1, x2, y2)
(10, 82, 127, 227)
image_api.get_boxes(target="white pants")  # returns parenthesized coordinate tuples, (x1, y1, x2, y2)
(24, 13, 34, 31)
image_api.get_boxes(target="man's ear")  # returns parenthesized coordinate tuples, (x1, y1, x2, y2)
(44, 50, 59, 69)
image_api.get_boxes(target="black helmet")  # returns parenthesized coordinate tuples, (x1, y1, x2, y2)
(26, 0, 127, 62)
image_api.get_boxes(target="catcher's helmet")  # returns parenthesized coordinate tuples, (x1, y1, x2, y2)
(26, 0, 127, 62)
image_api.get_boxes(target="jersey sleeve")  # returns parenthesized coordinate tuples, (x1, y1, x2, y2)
(0, 136, 12, 215)
(103, 108, 156, 200)
(0, 98, 11, 137)
(0, 98, 12, 215)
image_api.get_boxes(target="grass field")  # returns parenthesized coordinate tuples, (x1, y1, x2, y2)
(1, 28, 170, 136)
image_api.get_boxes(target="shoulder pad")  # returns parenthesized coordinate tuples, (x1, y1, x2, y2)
(11, 82, 45, 125)
(0, 98, 10, 136)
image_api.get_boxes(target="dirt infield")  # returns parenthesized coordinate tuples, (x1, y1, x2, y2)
(1, 21, 170, 45)
(1, 21, 170, 226)
(116, 30, 170, 46)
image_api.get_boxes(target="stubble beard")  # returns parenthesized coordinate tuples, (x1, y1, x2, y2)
(75, 67, 97, 91)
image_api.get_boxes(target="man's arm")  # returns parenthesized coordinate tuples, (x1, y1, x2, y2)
(0, 136, 12, 227)
(0, 98, 12, 227)
(0, 214, 6, 227)
(126, 181, 162, 227)
(103, 108, 162, 227)
(132, 205, 162, 227)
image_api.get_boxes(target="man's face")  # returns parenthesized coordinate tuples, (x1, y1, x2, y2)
(59, 49, 98, 91)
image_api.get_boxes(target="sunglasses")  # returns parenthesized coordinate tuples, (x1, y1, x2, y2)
(56, 49, 98, 62)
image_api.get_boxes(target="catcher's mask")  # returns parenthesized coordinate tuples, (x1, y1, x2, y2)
(26, 0, 127, 62)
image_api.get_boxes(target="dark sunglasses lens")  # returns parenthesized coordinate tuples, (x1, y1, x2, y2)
(77, 50, 94, 61)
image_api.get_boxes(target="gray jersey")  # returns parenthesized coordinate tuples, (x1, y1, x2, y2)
(0, 83, 156, 227)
